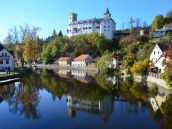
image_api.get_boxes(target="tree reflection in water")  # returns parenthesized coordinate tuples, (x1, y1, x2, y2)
(8, 72, 41, 120)
(0, 69, 171, 129)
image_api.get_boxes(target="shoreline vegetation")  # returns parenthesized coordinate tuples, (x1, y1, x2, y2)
(0, 67, 31, 81)
(33, 64, 171, 91)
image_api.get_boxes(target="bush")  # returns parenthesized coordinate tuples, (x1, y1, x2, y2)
(131, 59, 150, 75)
(162, 66, 172, 88)
(96, 51, 111, 72)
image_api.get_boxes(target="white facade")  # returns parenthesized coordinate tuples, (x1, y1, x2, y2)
(0, 48, 14, 71)
(67, 8, 116, 39)
(152, 30, 166, 38)
(71, 55, 93, 67)
(163, 24, 172, 31)
(150, 44, 166, 73)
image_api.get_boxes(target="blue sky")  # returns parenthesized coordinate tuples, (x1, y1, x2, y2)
(0, 0, 172, 42)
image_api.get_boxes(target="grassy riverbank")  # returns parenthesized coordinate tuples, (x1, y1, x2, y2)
(0, 67, 31, 81)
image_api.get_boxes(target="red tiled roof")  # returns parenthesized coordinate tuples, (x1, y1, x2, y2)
(164, 23, 172, 27)
(74, 54, 91, 61)
(58, 57, 70, 61)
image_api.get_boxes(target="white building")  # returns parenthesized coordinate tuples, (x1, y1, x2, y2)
(67, 8, 116, 39)
(71, 54, 93, 67)
(151, 23, 172, 38)
(152, 29, 166, 38)
(150, 44, 168, 73)
(0, 44, 14, 71)
(163, 23, 172, 31)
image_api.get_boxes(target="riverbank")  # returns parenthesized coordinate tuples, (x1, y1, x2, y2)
(133, 75, 170, 90)
(34, 64, 99, 73)
(0, 67, 31, 81)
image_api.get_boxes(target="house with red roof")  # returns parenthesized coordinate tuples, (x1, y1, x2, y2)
(163, 23, 172, 32)
(151, 23, 172, 38)
(56, 57, 71, 66)
(71, 54, 93, 67)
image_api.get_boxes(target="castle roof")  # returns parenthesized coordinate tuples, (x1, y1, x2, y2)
(69, 17, 115, 25)
(104, 8, 111, 15)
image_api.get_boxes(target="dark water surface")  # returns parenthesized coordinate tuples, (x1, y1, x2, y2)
(0, 69, 171, 129)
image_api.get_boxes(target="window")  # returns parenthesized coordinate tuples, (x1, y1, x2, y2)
(158, 51, 160, 54)
(0, 60, 3, 64)
(6, 60, 9, 64)
(2, 53, 4, 56)
(154, 51, 156, 55)
(104, 26, 106, 28)
(96, 26, 100, 29)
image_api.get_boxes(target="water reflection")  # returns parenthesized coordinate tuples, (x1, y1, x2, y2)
(0, 69, 171, 129)
(8, 81, 41, 120)
(0, 83, 15, 103)
(67, 95, 114, 123)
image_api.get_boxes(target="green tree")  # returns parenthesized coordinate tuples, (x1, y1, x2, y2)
(58, 30, 63, 37)
(122, 53, 135, 73)
(151, 15, 165, 30)
(3, 33, 15, 51)
(162, 66, 172, 88)
(131, 59, 150, 75)
(96, 51, 111, 72)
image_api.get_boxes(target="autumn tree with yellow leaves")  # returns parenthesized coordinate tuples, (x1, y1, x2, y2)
(8, 25, 41, 66)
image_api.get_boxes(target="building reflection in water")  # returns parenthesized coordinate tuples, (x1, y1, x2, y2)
(71, 70, 92, 84)
(0, 83, 15, 103)
(67, 95, 114, 123)
(54, 69, 93, 84)
(55, 69, 71, 79)
(149, 84, 170, 112)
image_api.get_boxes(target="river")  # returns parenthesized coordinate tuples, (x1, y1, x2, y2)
(0, 68, 171, 129)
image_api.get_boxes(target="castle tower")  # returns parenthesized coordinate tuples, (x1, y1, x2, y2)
(69, 13, 77, 23)
(104, 8, 111, 19)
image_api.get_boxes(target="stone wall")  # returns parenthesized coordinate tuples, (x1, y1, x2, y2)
(133, 75, 170, 90)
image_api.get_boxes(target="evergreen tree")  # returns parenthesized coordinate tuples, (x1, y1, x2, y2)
(58, 30, 63, 37)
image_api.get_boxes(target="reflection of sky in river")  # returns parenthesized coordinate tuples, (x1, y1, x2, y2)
(0, 70, 170, 129)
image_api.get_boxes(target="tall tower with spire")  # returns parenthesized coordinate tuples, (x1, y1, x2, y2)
(104, 8, 111, 19)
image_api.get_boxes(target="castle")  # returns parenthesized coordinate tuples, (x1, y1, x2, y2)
(67, 8, 116, 39)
